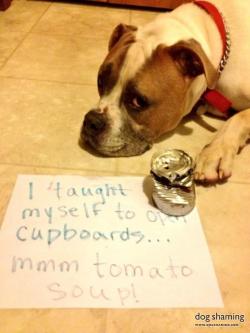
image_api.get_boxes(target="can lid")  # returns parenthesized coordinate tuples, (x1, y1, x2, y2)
(151, 149, 193, 185)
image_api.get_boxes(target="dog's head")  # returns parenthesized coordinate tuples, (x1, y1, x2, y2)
(81, 23, 217, 156)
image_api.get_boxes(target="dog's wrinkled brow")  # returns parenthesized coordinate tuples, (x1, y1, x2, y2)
(98, 63, 114, 96)
(97, 33, 136, 96)
(123, 80, 150, 111)
(123, 80, 140, 100)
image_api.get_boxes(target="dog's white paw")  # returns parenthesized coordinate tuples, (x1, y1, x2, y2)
(194, 140, 238, 182)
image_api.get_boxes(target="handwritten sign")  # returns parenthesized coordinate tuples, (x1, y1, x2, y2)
(0, 175, 223, 308)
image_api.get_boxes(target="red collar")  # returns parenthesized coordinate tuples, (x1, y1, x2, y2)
(194, 1, 234, 117)
(195, 1, 227, 57)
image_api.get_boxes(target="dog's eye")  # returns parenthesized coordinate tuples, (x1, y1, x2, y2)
(127, 94, 149, 111)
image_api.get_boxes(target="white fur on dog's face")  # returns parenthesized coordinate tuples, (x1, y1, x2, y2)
(82, 24, 216, 156)
(88, 41, 153, 156)
(82, 27, 153, 156)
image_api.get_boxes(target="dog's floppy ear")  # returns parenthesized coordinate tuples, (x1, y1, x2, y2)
(108, 24, 137, 51)
(169, 39, 219, 88)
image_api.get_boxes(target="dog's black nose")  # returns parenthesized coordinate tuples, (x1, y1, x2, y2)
(83, 109, 107, 136)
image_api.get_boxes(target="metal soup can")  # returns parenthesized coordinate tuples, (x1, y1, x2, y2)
(150, 149, 195, 216)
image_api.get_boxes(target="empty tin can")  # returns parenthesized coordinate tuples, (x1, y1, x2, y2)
(151, 149, 195, 216)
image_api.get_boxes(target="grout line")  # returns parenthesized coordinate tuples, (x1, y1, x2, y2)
(24, 30, 114, 40)
(28, 1, 53, 34)
(20, 31, 118, 43)
(0, 75, 97, 87)
(196, 179, 250, 186)
(0, 162, 117, 174)
(1, 162, 250, 184)
(114, 158, 120, 175)
(128, 9, 132, 25)
(0, 2, 54, 72)
(222, 179, 250, 185)
(0, 27, 120, 40)
(0, 4, 114, 71)
(0, 32, 29, 71)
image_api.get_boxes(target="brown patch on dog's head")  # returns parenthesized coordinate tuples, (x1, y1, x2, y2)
(169, 39, 218, 88)
(97, 24, 137, 96)
(108, 23, 137, 51)
(122, 39, 218, 141)
(82, 36, 217, 157)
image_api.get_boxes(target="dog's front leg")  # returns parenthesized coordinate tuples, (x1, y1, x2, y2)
(194, 109, 250, 182)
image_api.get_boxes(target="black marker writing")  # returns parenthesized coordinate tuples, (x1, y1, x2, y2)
(47, 182, 129, 202)
(11, 256, 79, 273)
(16, 224, 145, 246)
(93, 252, 193, 280)
(115, 202, 136, 220)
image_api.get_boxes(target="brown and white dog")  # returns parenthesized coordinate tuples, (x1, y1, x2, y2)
(81, 0, 250, 183)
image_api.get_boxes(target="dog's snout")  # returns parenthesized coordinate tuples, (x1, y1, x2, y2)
(83, 109, 107, 136)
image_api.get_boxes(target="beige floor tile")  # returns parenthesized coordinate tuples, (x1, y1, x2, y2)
(0, 33, 107, 85)
(0, 0, 51, 33)
(196, 182, 250, 311)
(106, 309, 191, 333)
(0, 78, 117, 172)
(32, 2, 130, 39)
(229, 144, 250, 183)
(0, 31, 26, 68)
(196, 182, 250, 253)
(106, 306, 249, 333)
(0, 308, 107, 333)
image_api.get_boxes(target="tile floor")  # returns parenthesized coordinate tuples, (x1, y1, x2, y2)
(0, 0, 249, 332)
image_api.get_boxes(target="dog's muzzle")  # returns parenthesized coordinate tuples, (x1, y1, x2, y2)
(81, 108, 152, 157)
(83, 109, 108, 138)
